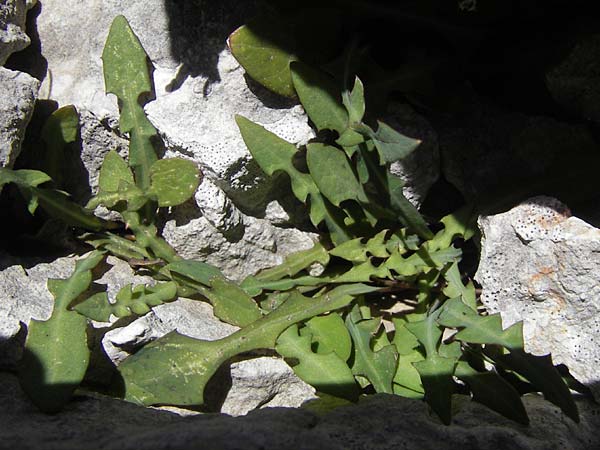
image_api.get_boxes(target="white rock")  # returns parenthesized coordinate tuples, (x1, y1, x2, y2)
(35, 0, 317, 276)
(0, 0, 32, 65)
(476, 196, 600, 399)
(0, 67, 39, 168)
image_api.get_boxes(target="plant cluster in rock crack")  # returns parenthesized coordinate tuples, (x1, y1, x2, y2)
(0, 15, 583, 425)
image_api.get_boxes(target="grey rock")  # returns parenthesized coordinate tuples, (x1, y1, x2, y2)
(0, 0, 31, 65)
(546, 30, 600, 123)
(162, 205, 319, 281)
(0, 67, 39, 168)
(0, 253, 154, 369)
(476, 196, 600, 399)
(1, 370, 598, 450)
(36, 0, 317, 276)
(385, 102, 440, 207)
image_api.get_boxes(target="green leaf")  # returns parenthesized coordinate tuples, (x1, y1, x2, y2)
(442, 263, 477, 311)
(412, 355, 456, 425)
(227, 19, 297, 98)
(74, 282, 178, 322)
(429, 204, 477, 252)
(98, 150, 134, 193)
(455, 361, 529, 425)
(235, 115, 315, 203)
(306, 143, 367, 206)
(276, 325, 358, 400)
(305, 313, 352, 361)
(405, 315, 457, 424)
(437, 297, 524, 350)
(342, 76, 365, 125)
(385, 170, 433, 240)
(492, 350, 579, 423)
(34, 188, 107, 231)
(290, 62, 348, 134)
(202, 278, 262, 327)
(0, 168, 51, 190)
(119, 284, 378, 406)
(329, 230, 389, 263)
(345, 304, 397, 394)
(165, 260, 224, 286)
(19, 251, 105, 412)
(235, 115, 352, 245)
(102, 15, 158, 190)
(41, 106, 79, 188)
(251, 242, 330, 283)
(148, 158, 201, 207)
(368, 121, 421, 165)
(240, 274, 326, 297)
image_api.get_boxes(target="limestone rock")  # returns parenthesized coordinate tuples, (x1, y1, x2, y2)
(0, 370, 598, 450)
(0, 0, 31, 65)
(0, 67, 39, 168)
(476, 196, 600, 399)
(0, 253, 153, 369)
(35, 0, 317, 276)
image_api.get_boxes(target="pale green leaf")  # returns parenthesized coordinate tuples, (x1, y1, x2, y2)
(102, 15, 157, 189)
(74, 282, 178, 322)
(119, 284, 378, 406)
(306, 313, 352, 361)
(148, 158, 201, 207)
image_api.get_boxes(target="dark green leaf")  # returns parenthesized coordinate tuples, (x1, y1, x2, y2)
(276, 325, 358, 400)
(290, 62, 348, 134)
(228, 19, 297, 98)
(19, 251, 105, 412)
(455, 361, 529, 425)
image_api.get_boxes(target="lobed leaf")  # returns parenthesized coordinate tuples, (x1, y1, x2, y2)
(102, 15, 157, 190)
(455, 361, 529, 425)
(491, 350, 579, 423)
(276, 325, 358, 400)
(368, 121, 421, 165)
(19, 251, 105, 412)
(437, 297, 523, 351)
(74, 282, 178, 322)
(119, 284, 379, 406)
(345, 304, 397, 394)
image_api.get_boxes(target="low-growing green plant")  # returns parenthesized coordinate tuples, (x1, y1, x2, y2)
(1, 16, 581, 425)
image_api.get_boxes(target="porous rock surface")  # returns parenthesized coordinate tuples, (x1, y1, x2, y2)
(34, 0, 321, 277)
(0, 67, 39, 168)
(476, 196, 600, 399)
(0, 370, 598, 450)
(0, 0, 33, 65)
